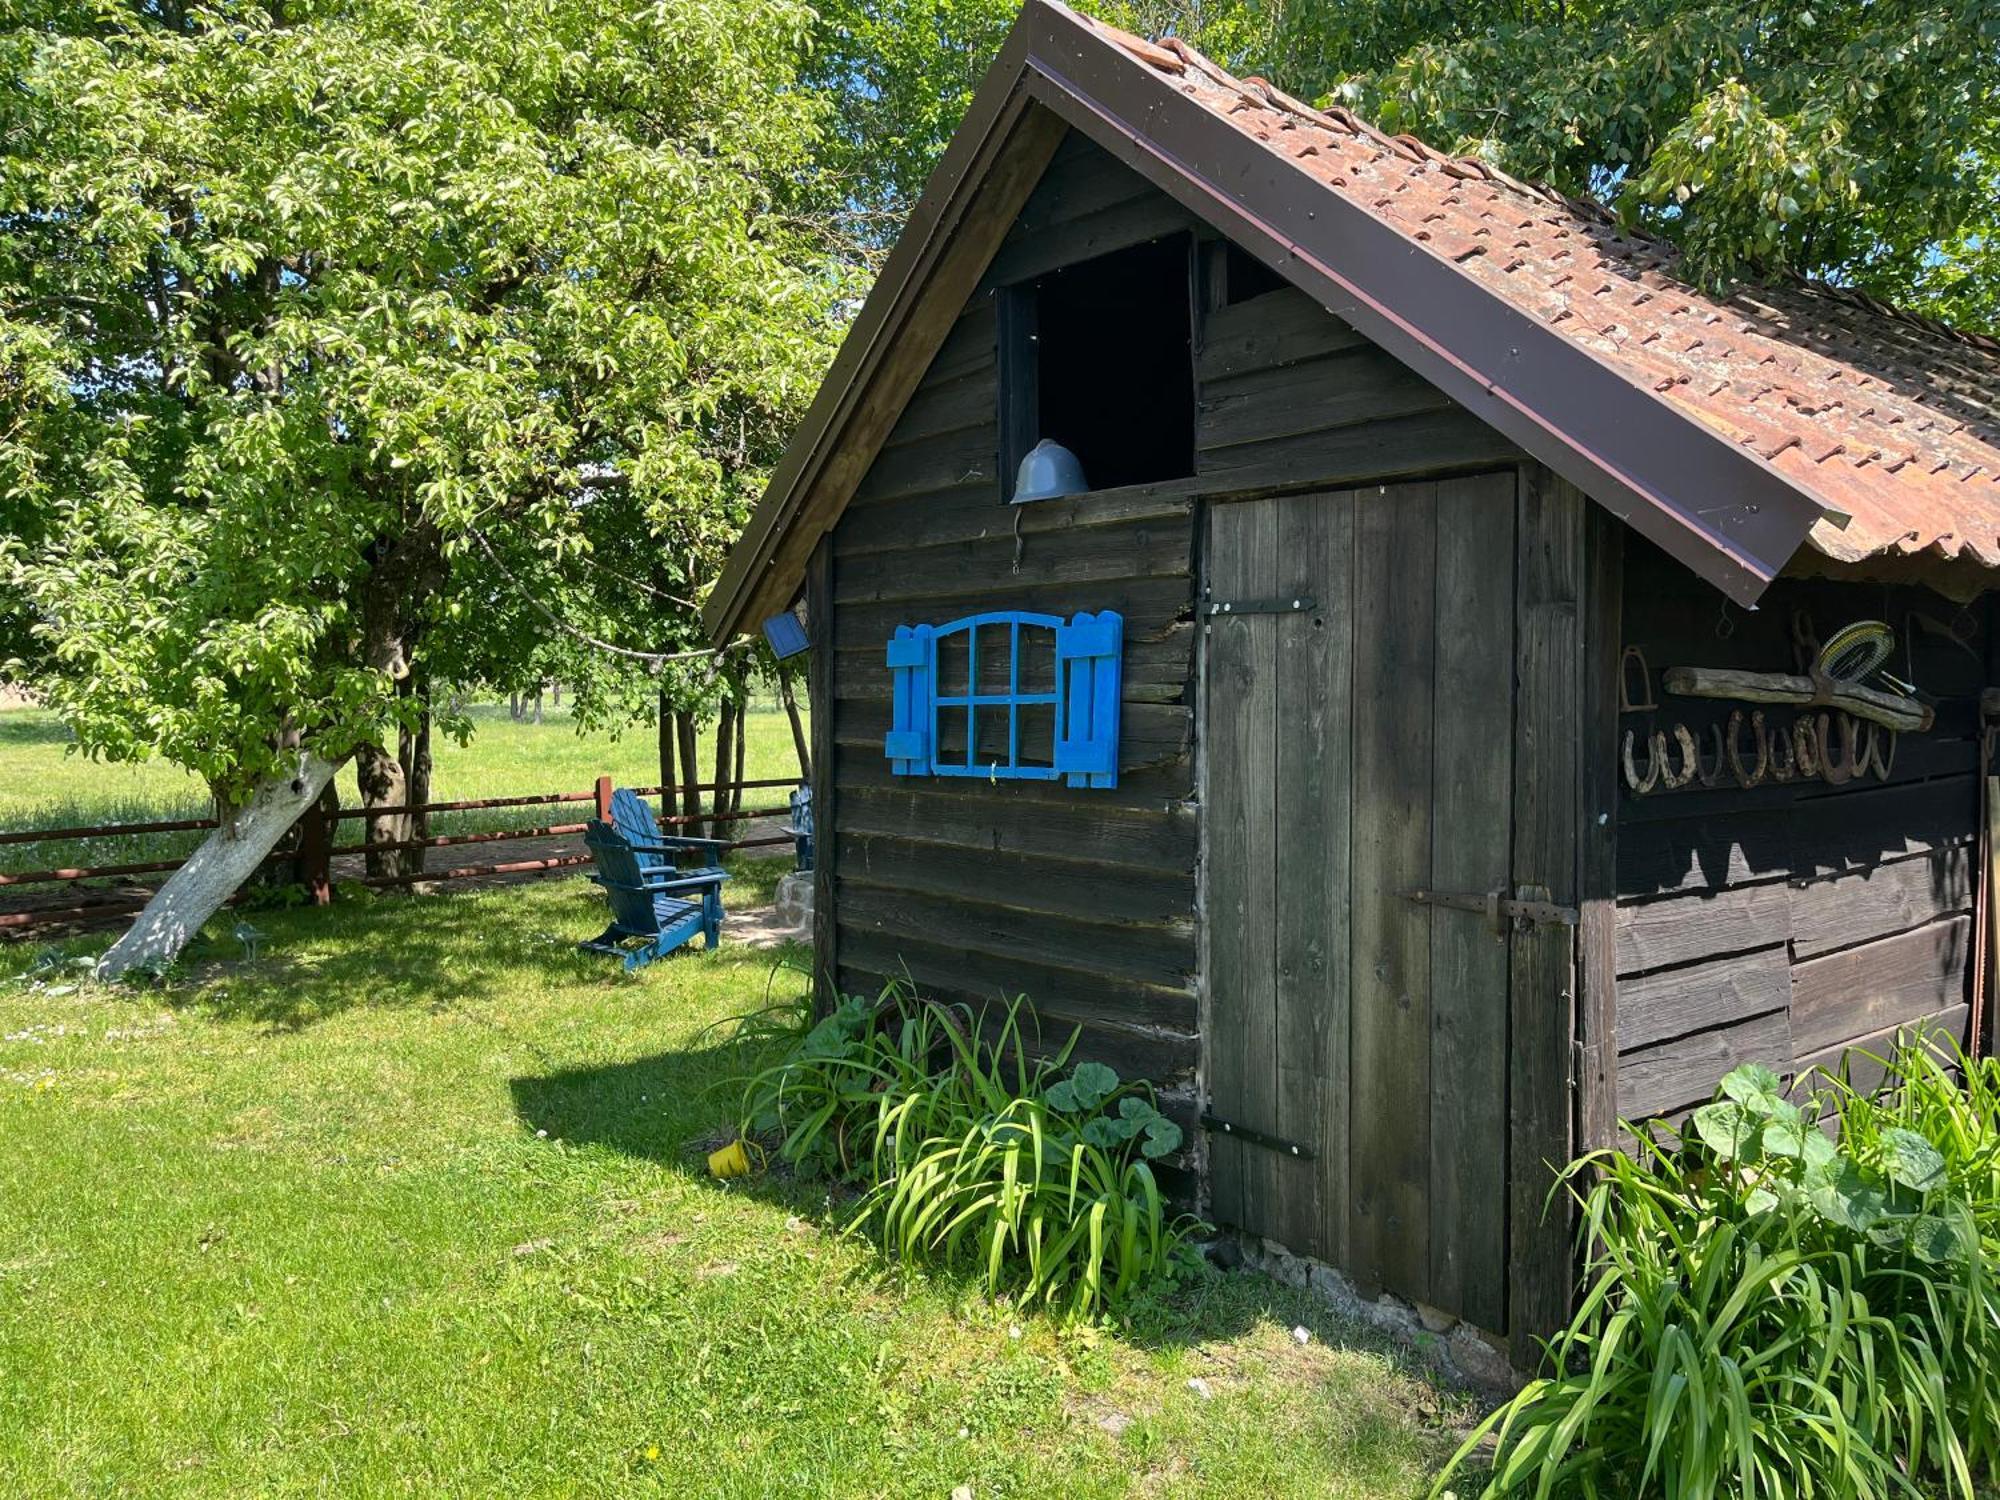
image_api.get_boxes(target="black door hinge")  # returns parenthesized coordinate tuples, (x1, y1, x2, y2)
(1401, 885, 1578, 937)
(1200, 1113, 1316, 1159)
(1204, 595, 1316, 617)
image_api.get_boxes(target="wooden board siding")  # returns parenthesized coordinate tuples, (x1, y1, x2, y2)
(1612, 536, 1988, 1121)
(823, 137, 1203, 1095)
(1196, 286, 1517, 490)
(979, 131, 1198, 291)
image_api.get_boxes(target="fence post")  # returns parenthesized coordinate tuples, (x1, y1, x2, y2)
(594, 775, 612, 823)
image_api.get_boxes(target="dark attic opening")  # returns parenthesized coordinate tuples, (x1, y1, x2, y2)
(1003, 234, 1196, 495)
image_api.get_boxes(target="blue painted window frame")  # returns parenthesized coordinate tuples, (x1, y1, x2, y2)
(885, 609, 1121, 788)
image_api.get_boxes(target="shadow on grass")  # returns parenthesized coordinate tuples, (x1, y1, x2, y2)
(159, 882, 635, 1031)
(0, 709, 72, 749)
(506, 1027, 1459, 1375)
(507, 1028, 782, 1172)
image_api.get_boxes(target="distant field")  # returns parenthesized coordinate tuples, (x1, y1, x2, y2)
(0, 700, 808, 873)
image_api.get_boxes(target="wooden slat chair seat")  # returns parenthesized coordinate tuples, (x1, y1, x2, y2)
(579, 794, 728, 970)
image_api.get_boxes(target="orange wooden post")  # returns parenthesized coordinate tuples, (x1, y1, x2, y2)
(594, 775, 613, 823)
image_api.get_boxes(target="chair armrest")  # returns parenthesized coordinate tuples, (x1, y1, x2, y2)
(627, 835, 732, 855)
(636, 870, 729, 892)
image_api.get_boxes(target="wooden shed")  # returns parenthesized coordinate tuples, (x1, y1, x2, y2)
(706, 0, 2000, 1356)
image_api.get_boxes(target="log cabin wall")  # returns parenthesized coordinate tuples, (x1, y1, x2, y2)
(1613, 537, 1990, 1120)
(825, 133, 1208, 1096)
(822, 130, 1542, 1121)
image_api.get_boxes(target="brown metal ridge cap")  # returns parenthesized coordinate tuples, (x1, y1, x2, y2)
(702, 19, 1045, 644)
(1020, 2, 1833, 605)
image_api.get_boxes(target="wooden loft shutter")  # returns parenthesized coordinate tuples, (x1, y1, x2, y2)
(885, 625, 934, 775)
(1055, 610, 1122, 788)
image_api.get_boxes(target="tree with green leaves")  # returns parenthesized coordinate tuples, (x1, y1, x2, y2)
(0, 0, 847, 974)
(811, 0, 1999, 323)
(1261, 0, 2000, 319)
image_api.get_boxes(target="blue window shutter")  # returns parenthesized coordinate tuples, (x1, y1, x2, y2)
(885, 625, 934, 773)
(1054, 610, 1122, 788)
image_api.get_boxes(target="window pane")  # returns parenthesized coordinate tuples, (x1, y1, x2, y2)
(935, 704, 970, 766)
(976, 623, 1014, 695)
(1017, 701, 1057, 770)
(973, 705, 1012, 767)
(1017, 626, 1058, 697)
(936, 629, 970, 699)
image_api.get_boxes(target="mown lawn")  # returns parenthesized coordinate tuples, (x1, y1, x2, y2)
(0, 879, 1469, 1498)
(0, 700, 808, 873)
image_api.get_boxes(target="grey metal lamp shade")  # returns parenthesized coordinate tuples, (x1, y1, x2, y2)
(1010, 439, 1087, 504)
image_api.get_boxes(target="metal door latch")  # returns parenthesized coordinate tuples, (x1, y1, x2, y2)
(1400, 885, 1578, 937)
(1199, 1113, 1316, 1159)
(1204, 595, 1315, 616)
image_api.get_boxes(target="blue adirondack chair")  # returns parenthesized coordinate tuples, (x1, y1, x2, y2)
(783, 784, 814, 872)
(579, 789, 729, 969)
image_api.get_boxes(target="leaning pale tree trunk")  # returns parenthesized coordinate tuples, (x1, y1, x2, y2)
(96, 752, 343, 981)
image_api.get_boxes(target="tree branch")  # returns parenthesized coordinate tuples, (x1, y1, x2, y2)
(469, 529, 742, 667)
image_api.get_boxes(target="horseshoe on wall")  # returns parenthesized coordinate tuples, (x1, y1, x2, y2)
(1695, 721, 1728, 787)
(1792, 717, 1819, 779)
(1859, 723, 1899, 782)
(1658, 724, 1699, 789)
(1619, 646, 1659, 712)
(1817, 712, 1861, 786)
(1621, 729, 1660, 794)
(1726, 710, 1768, 789)
(1767, 717, 1796, 782)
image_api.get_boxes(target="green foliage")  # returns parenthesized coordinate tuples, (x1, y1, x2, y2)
(0, 0, 847, 799)
(738, 986, 1200, 1319)
(815, 0, 1999, 325)
(1438, 1043, 2000, 1498)
(1243, 0, 2000, 315)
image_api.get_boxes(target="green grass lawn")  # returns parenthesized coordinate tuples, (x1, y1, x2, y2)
(0, 700, 808, 873)
(0, 882, 1467, 1498)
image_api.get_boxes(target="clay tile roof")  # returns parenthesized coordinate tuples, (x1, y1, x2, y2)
(1091, 15, 2000, 572)
(703, 0, 2000, 644)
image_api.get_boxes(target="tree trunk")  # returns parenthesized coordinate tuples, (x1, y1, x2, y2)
(731, 696, 747, 817)
(510, 692, 522, 721)
(400, 680, 433, 875)
(302, 777, 339, 904)
(712, 697, 737, 835)
(675, 709, 704, 843)
(355, 739, 413, 880)
(532, 688, 543, 725)
(97, 753, 342, 980)
(657, 688, 676, 827)
(778, 660, 811, 782)
(551, 683, 561, 708)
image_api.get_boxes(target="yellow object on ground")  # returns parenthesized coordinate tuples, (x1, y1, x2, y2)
(707, 1139, 762, 1178)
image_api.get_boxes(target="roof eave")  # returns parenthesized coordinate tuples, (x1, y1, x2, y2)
(709, 0, 1844, 642)
(1020, 6, 1831, 607)
(702, 15, 1050, 645)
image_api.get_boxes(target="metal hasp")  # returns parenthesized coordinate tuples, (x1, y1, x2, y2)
(1204, 595, 1316, 617)
(1401, 884, 1578, 938)
(1199, 1113, 1316, 1159)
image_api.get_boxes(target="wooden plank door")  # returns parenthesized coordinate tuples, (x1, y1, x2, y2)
(1204, 474, 1518, 1330)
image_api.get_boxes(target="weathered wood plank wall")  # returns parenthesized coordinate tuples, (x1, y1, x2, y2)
(826, 134, 1205, 1098)
(1613, 538, 1986, 1119)
(1195, 285, 1517, 491)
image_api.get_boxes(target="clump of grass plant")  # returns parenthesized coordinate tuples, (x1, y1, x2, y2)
(1438, 1041, 2000, 1499)
(737, 985, 1202, 1319)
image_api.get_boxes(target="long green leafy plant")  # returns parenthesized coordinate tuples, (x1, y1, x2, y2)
(737, 986, 1201, 1319)
(1437, 1042, 2000, 1499)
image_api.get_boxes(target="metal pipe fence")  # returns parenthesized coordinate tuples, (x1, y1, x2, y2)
(0, 773, 800, 935)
